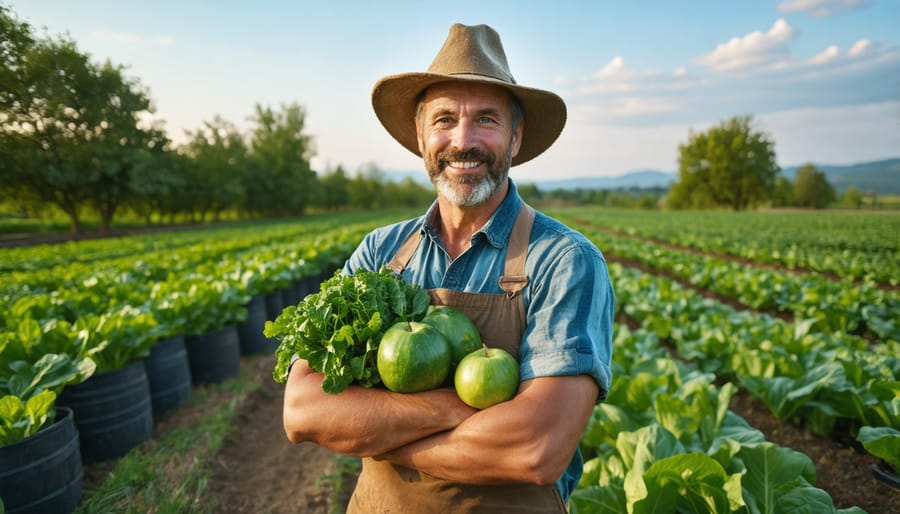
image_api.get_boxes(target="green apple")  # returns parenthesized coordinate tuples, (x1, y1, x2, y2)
(377, 321, 451, 393)
(422, 305, 482, 366)
(454, 345, 519, 409)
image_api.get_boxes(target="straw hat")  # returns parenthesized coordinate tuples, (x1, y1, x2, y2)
(371, 23, 567, 166)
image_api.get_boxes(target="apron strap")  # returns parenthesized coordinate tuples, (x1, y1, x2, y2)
(386, 202, 536, 296)
(386, 228, 421, 274)
(498, 203, 535, 296)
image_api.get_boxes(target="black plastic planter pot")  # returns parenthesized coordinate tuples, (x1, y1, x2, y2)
(237, 295, 278, 356)
(186, 324, 241, 384)
(264, 289, 285, 321)
(57, 360, 154, 464)
(144, 335, 193, 416)
(872, 463, 900, 490)
(0, 407, 82, 514)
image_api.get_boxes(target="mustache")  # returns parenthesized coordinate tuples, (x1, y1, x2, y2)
(436, 148, 495, 166)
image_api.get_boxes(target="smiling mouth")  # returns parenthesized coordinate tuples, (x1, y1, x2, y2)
(447, 161, 481, 169)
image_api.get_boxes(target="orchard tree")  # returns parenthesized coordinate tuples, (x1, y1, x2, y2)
(1, 7, 161, 233)
(181, 117, 248, 222)
(82, 61, 161, 232)
(381, 177, 434, 208)
(1, 20, 95, 233)
(126, 136, 183, 223)
(318, 165, 351, 210)
(792, 163, 836, 209)
(348, 163, 385, 210)
(246, 103, 317, 217)
(669, 115, 780, 210)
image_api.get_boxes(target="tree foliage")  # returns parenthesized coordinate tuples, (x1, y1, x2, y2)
(246, 103, 318, 217)
(669, 115, 780, 211)
(1, 6, 162, 233)
(792, 164, 836, 209)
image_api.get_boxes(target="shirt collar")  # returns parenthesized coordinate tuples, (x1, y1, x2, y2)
(420, 178, 522, 250)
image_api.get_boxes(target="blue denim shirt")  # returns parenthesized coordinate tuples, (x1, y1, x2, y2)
(343, 180, 614, 501)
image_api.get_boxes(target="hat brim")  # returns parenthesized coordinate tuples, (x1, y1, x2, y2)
(372, 72, 567, 167)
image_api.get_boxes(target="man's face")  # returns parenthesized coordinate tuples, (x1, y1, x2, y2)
(416, 82, 523, 207)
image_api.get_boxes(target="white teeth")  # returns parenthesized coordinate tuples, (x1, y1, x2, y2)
(449, 161, 480, 169)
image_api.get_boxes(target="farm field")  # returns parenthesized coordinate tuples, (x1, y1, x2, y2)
(1, 207, 898, 513)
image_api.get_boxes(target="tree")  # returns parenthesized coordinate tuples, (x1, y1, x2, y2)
(246, 103, 317, 217)
(771, 176, 794, 207)
(181, 117, 248, 222)
(318, 165, 351, 210)
(126, 137, 182, 223)
(1, 7, 160, 233)
(792, 163, 836, 209)
(841, 186, 864, 209)
(669, 115, 780, 210)
(83, 61, 161, 232)
(348, 163, 385, 210)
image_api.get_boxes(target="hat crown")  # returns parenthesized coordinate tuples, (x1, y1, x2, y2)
(427, 24, 516, 84)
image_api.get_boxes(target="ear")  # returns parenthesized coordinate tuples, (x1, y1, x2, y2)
(510, 122, 524, 158)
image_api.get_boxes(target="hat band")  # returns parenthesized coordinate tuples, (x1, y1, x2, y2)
(441, 72, 518, 85)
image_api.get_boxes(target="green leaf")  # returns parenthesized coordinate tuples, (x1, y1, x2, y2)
(269, 267, 428, 392)
(633, 452, 744, 514)
(857, 426, 900, 470)
(738, 442, 817, 513)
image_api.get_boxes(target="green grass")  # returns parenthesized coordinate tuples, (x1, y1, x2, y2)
(74, 362, 262, 514)
(316, 455, 362, 514)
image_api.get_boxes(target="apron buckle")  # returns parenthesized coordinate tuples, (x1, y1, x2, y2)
(499, 275, 528, 298)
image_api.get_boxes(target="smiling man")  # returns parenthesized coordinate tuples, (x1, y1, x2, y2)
(282, 23, 614, 513)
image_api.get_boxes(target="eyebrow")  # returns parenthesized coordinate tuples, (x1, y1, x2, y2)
(427, 106, 504, 120)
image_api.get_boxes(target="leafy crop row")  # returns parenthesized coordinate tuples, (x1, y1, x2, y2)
(552, 208, 900, 285)
(560, 217, 899, 343)
(1, 213, 412, 445)
(571, 325, 866, 514)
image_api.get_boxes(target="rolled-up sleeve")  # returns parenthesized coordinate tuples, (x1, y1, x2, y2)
(518, 239, 614, 401)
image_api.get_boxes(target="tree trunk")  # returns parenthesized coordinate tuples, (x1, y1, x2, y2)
(65, 210, 81, 236)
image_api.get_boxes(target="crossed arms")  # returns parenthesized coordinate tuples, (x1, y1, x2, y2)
(283, 358, 597, 485)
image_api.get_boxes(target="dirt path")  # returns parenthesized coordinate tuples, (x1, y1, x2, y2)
(198, 355, 354, 514)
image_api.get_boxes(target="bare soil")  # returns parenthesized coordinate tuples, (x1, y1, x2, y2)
(196, 355, 356, 514)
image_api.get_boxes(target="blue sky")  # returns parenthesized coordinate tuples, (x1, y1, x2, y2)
(6, 0, 899, 181)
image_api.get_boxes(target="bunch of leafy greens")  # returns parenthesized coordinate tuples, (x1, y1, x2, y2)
(267, 267, 430, 393)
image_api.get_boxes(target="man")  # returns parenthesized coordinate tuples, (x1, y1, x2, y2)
(283, 23, 613, 512)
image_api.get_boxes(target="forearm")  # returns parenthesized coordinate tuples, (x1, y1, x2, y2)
(378, 405, 554, 485)
(378, 375, 597, 485)
(283, 359, 476, 457)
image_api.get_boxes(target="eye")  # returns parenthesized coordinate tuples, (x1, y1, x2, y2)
(479, 116, 497, 124)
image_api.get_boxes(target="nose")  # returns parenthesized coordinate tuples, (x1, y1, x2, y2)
(449, 118, 475, 150)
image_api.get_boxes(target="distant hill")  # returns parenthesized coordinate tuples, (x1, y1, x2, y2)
(781, 158, 900, 195)
(523, 170, 675, 191)
(382, 157, 900, 194)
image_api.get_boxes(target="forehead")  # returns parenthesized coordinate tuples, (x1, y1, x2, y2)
(420, 81, 512, 114)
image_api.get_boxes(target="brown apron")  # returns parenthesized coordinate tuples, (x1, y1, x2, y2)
(347, 204, 567, 513)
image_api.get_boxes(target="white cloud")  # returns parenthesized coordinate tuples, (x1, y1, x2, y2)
(594, 56, 626, 79)
(91, 30, 174, 47)
(757, 101, 898, 166)
(809, 45, 840, 65)
(777, 0, 871, 18)
(698, 18, 795, 72)
(848, 39, 871, 57)
(611, 98, 679, 117)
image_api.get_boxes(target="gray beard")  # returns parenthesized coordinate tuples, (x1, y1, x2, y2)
(433, 172, 503, 207)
